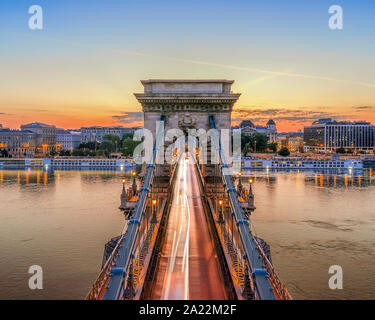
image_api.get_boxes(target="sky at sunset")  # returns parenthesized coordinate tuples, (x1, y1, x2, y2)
(1, 0, 374, 132)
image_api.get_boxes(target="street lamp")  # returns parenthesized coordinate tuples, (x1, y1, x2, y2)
(121, 177, 126, 193)
(151, 199, 157, 223)
(218, 199, 224, 223)
(248, 178, 254, 193)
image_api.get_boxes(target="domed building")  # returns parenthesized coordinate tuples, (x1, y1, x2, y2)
(238, 120, 257, 136)
(265, 119, 277, 141)
(239, 119, 278, 142)
(267, 119, 276, 129)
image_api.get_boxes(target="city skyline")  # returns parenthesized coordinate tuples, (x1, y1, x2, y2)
(1, 1, 375, 131)
(1, 116, 374, 134)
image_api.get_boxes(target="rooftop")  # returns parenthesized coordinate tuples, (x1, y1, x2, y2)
(240, 120, 255, 128)
(141, 79, 234, 84)
(310, 119, 372, 126)
(138, 79, 238, 95)
(21, 122, 55, 128)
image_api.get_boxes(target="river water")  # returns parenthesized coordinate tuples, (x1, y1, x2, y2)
(0, 168, 374, 299)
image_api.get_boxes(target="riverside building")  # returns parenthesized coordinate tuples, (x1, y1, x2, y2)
(80, 126, 140, 143)
(304, 119, 375, 152)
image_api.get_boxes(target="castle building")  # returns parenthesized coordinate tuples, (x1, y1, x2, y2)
(238, 119, 277, 142)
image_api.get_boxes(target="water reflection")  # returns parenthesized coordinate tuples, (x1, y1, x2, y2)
(0, 167, 139, 187)
(240, 168, 375, 300)
(242, 168, 375, 189)
(0, 167, 374, 300)
(0, 168, 138, 300)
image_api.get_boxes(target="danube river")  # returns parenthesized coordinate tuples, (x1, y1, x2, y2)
(0, 168, 374, 299)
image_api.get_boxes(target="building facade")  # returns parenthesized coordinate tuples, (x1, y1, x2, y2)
(304, 119, 375, 152)
(239, 119, 278, 142)
(20, 122, 57, 155)
(0, 129, 38, 158)
(56, 130, 82, 151)
(278, 132, 304, 152)
(80, 126, 139, 143)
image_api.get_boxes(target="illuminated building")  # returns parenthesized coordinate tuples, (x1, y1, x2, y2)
(304, 119, 375, 152)
(237, 119, 278, 142)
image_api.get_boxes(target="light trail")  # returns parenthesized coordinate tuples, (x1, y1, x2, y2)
(151, 152, 227, 300)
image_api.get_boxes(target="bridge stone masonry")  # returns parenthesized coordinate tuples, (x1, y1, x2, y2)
(135, 79, 240, 135)
(87, 79, 291, 301)
(135, 79, 241, 179)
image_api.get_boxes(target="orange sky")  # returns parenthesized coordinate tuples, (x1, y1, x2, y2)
(1, 100, 374, 133)
(1, 2, 375, 132)
(1, 50, 374, 132)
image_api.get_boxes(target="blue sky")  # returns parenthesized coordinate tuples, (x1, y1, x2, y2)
(0, 0, 374, 130)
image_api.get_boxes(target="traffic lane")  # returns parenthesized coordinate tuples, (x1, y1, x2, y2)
(151, 153, 227, 300)
(186, 153, 227, 300)
(151, 154, 189, 299)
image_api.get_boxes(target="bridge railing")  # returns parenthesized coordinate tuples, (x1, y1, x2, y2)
(86, 233, 125, 300)
(208, 116, 291, 300)
(252, 230, 293, 300)
(87, 116, 166, 300)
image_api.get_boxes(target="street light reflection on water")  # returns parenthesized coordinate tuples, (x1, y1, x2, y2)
(241, 168, 375, 299)
(0, 168, 136, 299)
(0, 167, 374, 299)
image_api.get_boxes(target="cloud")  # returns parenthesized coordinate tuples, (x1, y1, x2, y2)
(239, 74, 280, 89)
(175, 58, 375, 89)
(232, 107, 350, 125)
(112, 112, 144, 125)
(352, 106, 374, 111)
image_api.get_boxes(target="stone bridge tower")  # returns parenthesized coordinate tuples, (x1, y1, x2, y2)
(134, 79, 241, 179)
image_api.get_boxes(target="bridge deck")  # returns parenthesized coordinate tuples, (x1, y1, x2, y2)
(150, 153, 227, 300)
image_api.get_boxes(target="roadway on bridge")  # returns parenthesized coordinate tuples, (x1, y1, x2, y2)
(151, 152, 227, 300)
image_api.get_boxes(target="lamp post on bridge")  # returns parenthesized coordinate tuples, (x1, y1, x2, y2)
(131, 170, 138, 196)
(119, 177, 127, 210)
(151, 199, 158, 223)
(247, 178, 256, 214)
(248, 178, 254, 193)
(122, 177, 126, 193)
(218, 199, 224, 224)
